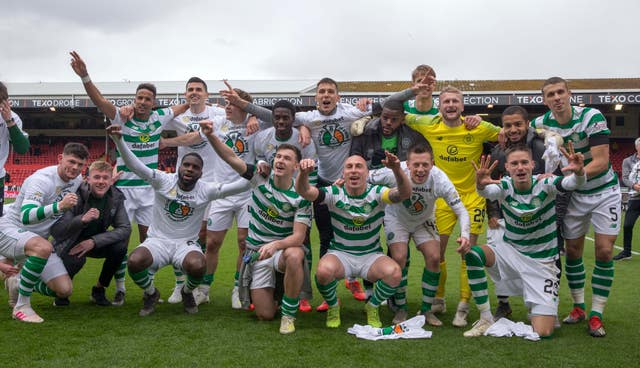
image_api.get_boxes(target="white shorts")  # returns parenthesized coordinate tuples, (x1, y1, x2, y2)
(250, 249, 283, 289)
(385, 216, 439, 246)
(563, 185, 621, 238)
(327, 250, 384, 281)
(0, 226, 39, 260)
(120, 187, 154, 226)
(486, 237, 560, 316)
(207, 197, 250, 231)
(486, 219, 523, 297)
(202, 202, 212, 222)
(139, 237, 203, 272)
(41, 253, 68, 282)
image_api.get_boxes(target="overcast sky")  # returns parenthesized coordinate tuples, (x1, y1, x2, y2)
(2, 0, 638, 83)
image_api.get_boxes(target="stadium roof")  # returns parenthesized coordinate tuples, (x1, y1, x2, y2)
(6, 78, 640, 109)
(6, 78, 640, 97)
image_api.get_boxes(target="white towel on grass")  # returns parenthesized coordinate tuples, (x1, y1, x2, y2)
(484, 317, 540, 341)
(347, 315, 433, 340)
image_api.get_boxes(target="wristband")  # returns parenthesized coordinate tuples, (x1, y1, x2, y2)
(81, 75, 91, 84)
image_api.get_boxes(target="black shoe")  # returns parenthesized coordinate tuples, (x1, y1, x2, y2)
(613, 251, 632, 261)
(181, 287, 198, 314)
(494, 301, 512, 320)
(139, 289, 160, 317)
(112, 290, 125, 306)
(91, 286, 112, 306)
(53, 297, 70, 307)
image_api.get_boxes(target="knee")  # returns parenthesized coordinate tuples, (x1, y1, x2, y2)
(426, 257, 440, 271)
(315, 263, 334, 283)
(284, 248, 304, 267)
(184, 255, 206, 276)
(388, 264, 402, 286)
(127, 253, 145, 273)
(206, 239, 223, 254)
(255, 310, 275, 321)
(535, 325, 554, 338)
(52, 277, 73, 298)
(27, 239, 53, 258)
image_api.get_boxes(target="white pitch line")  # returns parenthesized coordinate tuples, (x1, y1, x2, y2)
(584, 235, 640, 255)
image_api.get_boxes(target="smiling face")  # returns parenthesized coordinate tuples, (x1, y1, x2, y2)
(315, 82, 339, 115)
(505, 149, 535, 190)
(185, 81, 208, 108)
(343, 155, 369, 194)
(133, 88, 155, 120)
(407, 151, 433, 184)
(438, 91, 464, 123)
(87, 168, 112, 198)
(502, 113, 529, 143)
(273, 107, 294, 139)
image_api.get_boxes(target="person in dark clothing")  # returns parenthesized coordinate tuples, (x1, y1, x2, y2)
(616, 137, 640, 260)
(51, 161, 131, 306)
(350, 100, 430, 169)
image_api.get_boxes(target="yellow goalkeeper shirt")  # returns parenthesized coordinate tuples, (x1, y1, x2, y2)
(406, 114, 500, 194)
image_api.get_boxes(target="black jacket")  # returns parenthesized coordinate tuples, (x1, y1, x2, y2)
(350, 118, 430, 169)
(51, 182, 131, 253)
(486, 128, 547, 219)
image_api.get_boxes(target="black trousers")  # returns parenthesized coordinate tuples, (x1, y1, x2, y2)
(60, 239, 128, 288)
(314, 177, 335, 259)
(623, 199, 640, 252)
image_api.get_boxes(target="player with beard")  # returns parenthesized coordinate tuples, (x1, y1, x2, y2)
(107, 125, 250, 317)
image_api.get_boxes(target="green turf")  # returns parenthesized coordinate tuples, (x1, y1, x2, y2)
(0, 219, 639, 367)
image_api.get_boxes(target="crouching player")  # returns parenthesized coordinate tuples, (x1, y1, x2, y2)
(108, 125, 250, 316)
(296, 153, 411, 328)
(368, 144, 470, 326)
(464, 143, 586, 338)
(200, 120, 311, 335)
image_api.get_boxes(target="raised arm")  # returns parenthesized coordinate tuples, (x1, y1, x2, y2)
(295, 159, 320, 202)
(559, 141, 587, 190)
(160, 131, 203, 148)
(70, 51, 117, 120)
(1, 102, 29, 154)
(106, 125, 154, 181)
(219, 80, 273, 123)
(199, 120, 248, 175)
(382, 75, 435, 108)
(381, 151, 411, 203)
(472, 154, 500, 191)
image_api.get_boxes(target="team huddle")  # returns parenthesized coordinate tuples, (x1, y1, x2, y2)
(0, 52, 620, 339)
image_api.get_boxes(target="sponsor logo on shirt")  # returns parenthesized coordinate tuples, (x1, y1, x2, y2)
(164, 199, 194, 222)
(319, 123, 349, 148)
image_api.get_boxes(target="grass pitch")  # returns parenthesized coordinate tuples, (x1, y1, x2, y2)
(0, 221, 639, 367)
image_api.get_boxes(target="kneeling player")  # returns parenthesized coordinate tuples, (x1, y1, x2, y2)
(201, 121, 311, 334)
(464, 144, 585, 337)
(108, 125, 250, 316)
